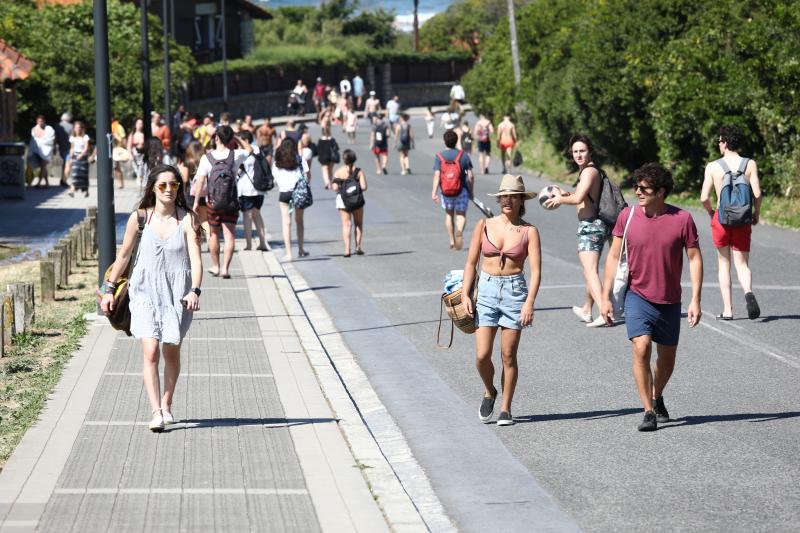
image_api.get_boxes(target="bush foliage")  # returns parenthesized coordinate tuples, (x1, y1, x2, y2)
(461, 0, 800, 195)
(0, 0, 195, 133)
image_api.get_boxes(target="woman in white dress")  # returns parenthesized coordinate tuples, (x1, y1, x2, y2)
(100, 164, 203, 432)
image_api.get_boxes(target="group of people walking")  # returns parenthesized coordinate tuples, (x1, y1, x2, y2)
(454, 124, 761, 431)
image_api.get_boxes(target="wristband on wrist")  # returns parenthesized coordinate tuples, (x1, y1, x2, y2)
(103, 280, 118, 294)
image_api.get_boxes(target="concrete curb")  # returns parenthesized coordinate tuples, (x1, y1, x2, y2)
(274, 253, 455, 532)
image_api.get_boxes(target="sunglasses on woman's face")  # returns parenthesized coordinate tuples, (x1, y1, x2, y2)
(156, 181, 180, 192)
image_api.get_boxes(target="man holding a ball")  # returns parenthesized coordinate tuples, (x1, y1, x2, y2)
(544, 134, 609, 328)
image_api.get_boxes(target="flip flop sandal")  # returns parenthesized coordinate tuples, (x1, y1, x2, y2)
(715, 314, 733, 321)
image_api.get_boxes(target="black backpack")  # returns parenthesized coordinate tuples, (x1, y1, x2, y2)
(249, 151, 273, 192)
(329, 138, 341, 163)
(461, 131, 473, 152)
(206, 151, 239, 212)
(590, 167, 627, 227)
(339, 167, 365, 212)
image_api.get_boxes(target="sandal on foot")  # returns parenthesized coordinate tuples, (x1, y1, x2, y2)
(715, 314, 733, 321)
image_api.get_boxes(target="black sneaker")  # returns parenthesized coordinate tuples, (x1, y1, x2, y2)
(745, 292, 760, 320)
(479, 394, 496, 423)
(653, 396, 670, 423)
(382, 167, 388, 175)
(497, 411, 514, 426)
(638, 410, 657, 432)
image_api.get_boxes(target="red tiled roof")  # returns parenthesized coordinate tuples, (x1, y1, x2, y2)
(0, 39, 34, 82)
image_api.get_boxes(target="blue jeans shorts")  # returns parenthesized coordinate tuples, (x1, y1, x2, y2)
(625, 290, 681, 346)
(475, 272, 528, 330)
(440, 187, 470, 213)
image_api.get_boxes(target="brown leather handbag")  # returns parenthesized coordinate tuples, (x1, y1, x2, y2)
(436, 276, 478, 349)
(99, 209, 145, 336)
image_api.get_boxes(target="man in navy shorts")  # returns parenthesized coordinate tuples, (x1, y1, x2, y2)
(600, 163, 703, 431)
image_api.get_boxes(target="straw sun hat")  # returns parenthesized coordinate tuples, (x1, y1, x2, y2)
(488, 174, 537, 199)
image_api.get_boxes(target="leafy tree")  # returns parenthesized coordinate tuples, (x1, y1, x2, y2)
(419, 0, 511, 57)
(0, 0, 195, 135)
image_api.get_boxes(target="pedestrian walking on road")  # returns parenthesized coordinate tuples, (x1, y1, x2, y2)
(316, 127, 340, 189)
(127, 118, 147, 187)
(431, 129, 474, 250)
(600, 163, 703, 432)
(352, 73, 365, 109)
(545, 134, 610, 328)
(179, 140, 209, 238)
(344, 102, 358, 144)
(458, 122, 473, 156)
(256, 116, 276, 164)
(192, 125, 253, 278)
(56, 112, 72, 186)
(67, 121, 91, 197)
(28, 115, 56, 187)
(462, 174, 541, 427)
(273, 138, 310, 261)
(100, 164, 204, 432)
(313, 77, 326, 114)
(474, 114, 494, 174)
(386, 95, 401, 127)
(332, 149, 367, 257)
(700, 125, 762, 320)
(394, 113, 414, 175)
(496, 115, 517, 174)
(370, 113, 391, 175)
(236, 131, 268, 251)
(365, 91, 381, 122)
(425, 107, 436, 139)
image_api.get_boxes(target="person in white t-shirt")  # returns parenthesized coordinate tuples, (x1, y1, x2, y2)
(192, 125, 252, 278)
(236, 130, 267, 251)
(29, 115, 56, 187)
(67, 121, 91, 197)
(339, 77, 352, 98)
(272, 138, 310, 261)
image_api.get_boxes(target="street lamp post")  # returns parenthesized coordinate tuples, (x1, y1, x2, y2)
(93, 0, 116, 296)
(140, 0, 152, 137)
(413, 0, 419, 53)
(163, 0, 171, 129)
(221, 0, 228, 111)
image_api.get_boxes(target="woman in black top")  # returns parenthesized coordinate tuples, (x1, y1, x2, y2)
(316, 127, 339, 189)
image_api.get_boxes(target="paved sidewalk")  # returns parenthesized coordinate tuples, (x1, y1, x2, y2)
(0, 244, 427, 532)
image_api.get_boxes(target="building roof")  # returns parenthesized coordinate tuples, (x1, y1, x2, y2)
(0, 40, 34, 82)
(237, 0, 272, 20)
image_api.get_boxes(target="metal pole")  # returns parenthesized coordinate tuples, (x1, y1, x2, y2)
(163, 0, 171, 135)
(221, 0, 228, 111)
(507, 0, 521, 85)
(140, 0, 152, 137)
(93, 0, 116, 298)
(413, 0, 419, 53)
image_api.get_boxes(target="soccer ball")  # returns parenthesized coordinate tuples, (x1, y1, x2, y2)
(538, 185, 561, 210)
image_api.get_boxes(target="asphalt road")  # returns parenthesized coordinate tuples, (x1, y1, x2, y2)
(262, 115, 800, 532)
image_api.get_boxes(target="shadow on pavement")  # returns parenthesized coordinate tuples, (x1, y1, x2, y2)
(318, 318, 442, 336)
(296, 285, 340, 293)
(660, 411, 800, 428)
(327, 250, 413, 258)
(169, 417, 339, 430)
(757, 314, 800, 323)
(514, 408, 641, 423)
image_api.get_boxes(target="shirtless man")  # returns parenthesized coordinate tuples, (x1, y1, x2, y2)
(474, 114, 494, 174)
(545, 134, 608, 328)
(496, 115, 517, 174)
(700, 124, 762, 320)
(365, 91, 382, 123)
(256, 116, 276, 163)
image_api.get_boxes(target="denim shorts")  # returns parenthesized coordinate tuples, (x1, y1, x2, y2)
(577, 217, 609, 253)
(475, 272, 528, 330)
(440, 187, 470, 213)
(625, 290, 681, 346)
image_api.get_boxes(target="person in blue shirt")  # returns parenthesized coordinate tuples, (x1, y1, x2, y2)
(431, 129, 474, 250)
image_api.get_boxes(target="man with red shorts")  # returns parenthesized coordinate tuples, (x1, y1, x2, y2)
(370, 113, 390, 175)
(700, 124, 762, 320)
(496, 114, 517, 174)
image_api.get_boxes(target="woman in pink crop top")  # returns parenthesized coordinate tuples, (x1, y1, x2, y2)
(462, 174, 541, 426)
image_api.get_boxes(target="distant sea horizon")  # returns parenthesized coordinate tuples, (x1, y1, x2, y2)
(254, 0, 454, 31)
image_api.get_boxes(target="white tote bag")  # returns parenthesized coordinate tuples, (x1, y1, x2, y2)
(611, 207, 635, 317)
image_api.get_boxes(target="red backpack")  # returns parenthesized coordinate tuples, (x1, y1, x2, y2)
(438, 150, 463, 197)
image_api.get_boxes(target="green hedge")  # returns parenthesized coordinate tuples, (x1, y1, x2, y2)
(462, 0, 800, 196)
(196, 47, 472, 76)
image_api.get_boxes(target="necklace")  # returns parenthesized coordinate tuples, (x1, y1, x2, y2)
(152, 211, 175, 223)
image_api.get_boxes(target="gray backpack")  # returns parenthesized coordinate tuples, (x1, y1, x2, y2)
(717, 158, 753, 226)
(588, 167, 627, 227)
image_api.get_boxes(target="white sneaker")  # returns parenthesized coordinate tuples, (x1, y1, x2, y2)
(149, 409, 164, 432)
(162, 410, 176, 425)
(586, 316, 608, 328)
(572, 306, 592, 323)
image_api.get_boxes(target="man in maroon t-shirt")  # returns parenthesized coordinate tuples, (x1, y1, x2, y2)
(600, 163, 704, 432)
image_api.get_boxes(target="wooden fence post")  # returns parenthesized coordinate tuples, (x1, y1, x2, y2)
(86, 207, 97, 257)
(1, 294, 14, 353)
(40, 261, 55, 302)
(7, 283, 33, 333)
(25, 282, 35, 326)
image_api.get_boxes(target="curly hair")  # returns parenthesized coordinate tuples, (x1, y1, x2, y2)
(632, 162, 673, 198)
(719, 125, 743, 151)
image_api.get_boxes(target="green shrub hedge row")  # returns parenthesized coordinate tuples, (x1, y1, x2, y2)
(462, 0, 800, 195)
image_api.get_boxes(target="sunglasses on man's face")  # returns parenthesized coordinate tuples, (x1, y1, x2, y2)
(634, 184, 656, 194)
(156, 181, 180, 192)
